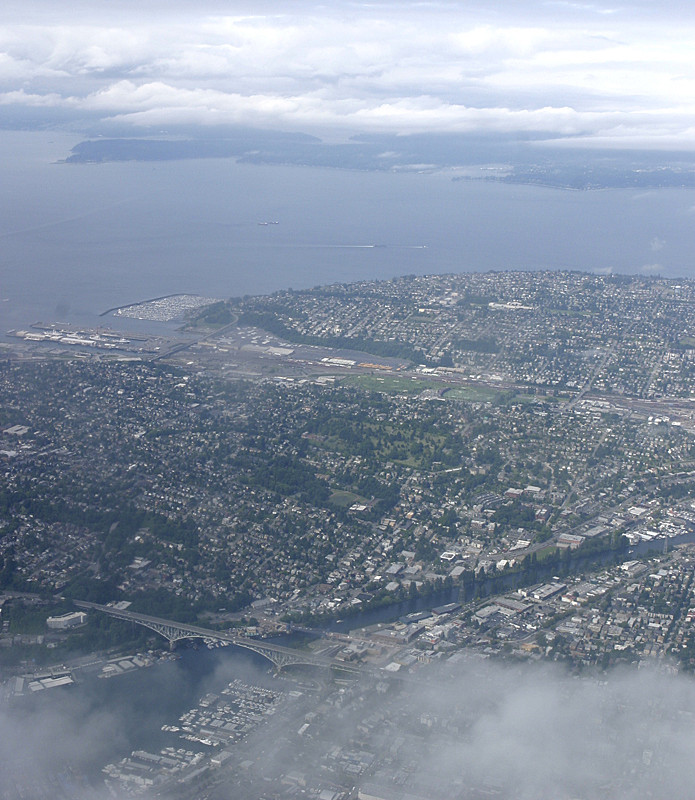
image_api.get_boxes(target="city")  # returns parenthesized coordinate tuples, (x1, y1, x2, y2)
(3, 271, 695, 795)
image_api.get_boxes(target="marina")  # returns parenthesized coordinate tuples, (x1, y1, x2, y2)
(106, 294, 221, 323)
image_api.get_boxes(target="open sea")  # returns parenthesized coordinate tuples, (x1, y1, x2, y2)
(2, 130, 695, 332)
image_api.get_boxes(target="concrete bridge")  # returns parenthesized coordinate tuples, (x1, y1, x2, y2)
(75, 600, 361, 673)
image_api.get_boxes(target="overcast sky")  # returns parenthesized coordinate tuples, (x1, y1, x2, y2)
(2, 0, 694, 148)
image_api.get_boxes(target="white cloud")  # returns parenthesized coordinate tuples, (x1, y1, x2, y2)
(1, 1, 695, 146)
(0, 88, 66, 106)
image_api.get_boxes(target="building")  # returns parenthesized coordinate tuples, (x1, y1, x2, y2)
(46, 611, 87, 630)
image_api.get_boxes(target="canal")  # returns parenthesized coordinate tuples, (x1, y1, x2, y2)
(9, 530, 689, 787)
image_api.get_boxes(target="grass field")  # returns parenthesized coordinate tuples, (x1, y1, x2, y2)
(443, 385, 500, 402)
(346, 374, 435, 394)
(329, 490, 367, 508)
(535, 544, 560, 562)
(347, 374, 508, 403)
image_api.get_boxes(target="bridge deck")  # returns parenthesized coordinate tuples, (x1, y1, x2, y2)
(75, 600, 362, 672)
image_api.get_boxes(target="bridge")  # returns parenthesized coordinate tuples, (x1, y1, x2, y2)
(74, 601, 362, 674)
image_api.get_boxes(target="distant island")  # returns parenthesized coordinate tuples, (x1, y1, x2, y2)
(63, 132, 695, 190)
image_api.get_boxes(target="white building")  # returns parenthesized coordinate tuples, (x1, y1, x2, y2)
(46, 611, 87, 630)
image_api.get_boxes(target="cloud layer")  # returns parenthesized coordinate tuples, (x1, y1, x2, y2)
(6, 656, 695, 799)
(1, 1, 695, 147)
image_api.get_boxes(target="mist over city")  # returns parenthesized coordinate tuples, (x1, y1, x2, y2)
(4, 655, 695, 798)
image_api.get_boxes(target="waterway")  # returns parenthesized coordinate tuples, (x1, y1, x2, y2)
(7, 528, 689, 788)
(4, 130, 695, 333)
(7, 644, 277, 785)
(326, 531, 692, 633)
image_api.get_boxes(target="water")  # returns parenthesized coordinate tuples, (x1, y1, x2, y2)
(326, 531, 695, 633)
(8, 644, 277, 785)
(11, 526, 686, 786)
(3, 131, 695, 331)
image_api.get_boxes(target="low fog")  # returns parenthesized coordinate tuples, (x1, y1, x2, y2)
(3, 654, 695, 799)
(402, 660, 695, 799)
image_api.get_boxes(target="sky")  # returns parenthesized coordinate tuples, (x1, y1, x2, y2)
(2, 0, 695, 149)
